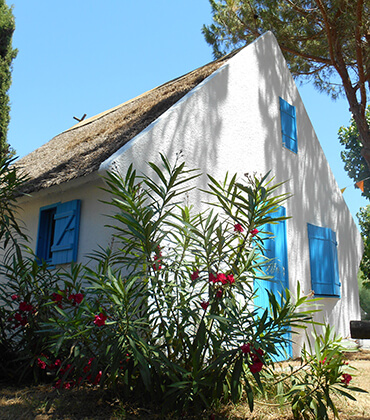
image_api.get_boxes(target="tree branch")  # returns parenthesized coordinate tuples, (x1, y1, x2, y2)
(354, 0, 367, 115)
(279, 44, 332, 66)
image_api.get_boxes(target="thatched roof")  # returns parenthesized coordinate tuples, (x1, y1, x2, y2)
(16, 51, 238, 195)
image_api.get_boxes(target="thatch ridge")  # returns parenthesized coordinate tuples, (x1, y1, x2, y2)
(16, 51, 239, 194)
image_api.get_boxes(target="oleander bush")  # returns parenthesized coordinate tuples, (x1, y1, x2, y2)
(0, 153, 365, 418)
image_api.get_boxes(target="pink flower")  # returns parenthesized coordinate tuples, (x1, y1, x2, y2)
(209, 273, 217, 283)
(14, 312, 27, 326)
(216, 289, 223, 298)
(37, 358, 47, 370)
(249, 348, 264, 373)
(68, 293, 84, 305)
(83, 357, 95, 373)
(226, 274, 235, 284)
(320, 357, 327, 364)
(94, 313, 107, 327)
(191, 270, 199, 281)
(19, 301, 33, 312)
(240, 343, 251, 354)
(217, 273, 227, 285)
(341, 373, 352, 385)
(14, 313, 22, 322)
(152, 255, 162, 271)
(52, 359, 62, 370)
(93, 371, 102, 385)
(63, 381, 74, 389)
(234, 223, 244, 233)
(241, 343, 265, 373)
(249, 360, 264, 373)
(52, 292, 63, 303)
(11, 294, 19, 301)
(200, 300, 209, 310)
(250, 228, 259, 237)
(54, 379, 62, 389)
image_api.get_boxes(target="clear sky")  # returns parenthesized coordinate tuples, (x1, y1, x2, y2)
(6, 0, 369, 225)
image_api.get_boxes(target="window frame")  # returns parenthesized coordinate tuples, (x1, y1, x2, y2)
(36, 199, 81, 265)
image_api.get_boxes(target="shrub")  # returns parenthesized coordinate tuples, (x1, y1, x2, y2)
(41, 154, 316, 413)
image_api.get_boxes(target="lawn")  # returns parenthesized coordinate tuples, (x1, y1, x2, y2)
(0, 351, 369, 419)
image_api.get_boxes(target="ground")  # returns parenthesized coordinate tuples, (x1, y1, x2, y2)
(0, 351, 369, 419)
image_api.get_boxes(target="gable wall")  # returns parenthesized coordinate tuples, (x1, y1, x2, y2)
(101, 32, 362, 354)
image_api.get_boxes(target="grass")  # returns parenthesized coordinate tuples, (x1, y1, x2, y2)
(0, 351, 369, 419)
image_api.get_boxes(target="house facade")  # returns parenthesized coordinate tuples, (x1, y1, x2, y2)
(15, 32, 363, 357)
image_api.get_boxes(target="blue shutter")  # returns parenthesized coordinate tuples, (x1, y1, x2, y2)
(254, 206, 292, 359)
(51, 200, 81, 264)
(279, 97, 297, 153)
(263, 206, 290, 294)
(307, 224, 340, 297)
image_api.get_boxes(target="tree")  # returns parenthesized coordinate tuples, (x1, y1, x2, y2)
(0, 0, 17, 157)
(357, 205, 370, 288)
(339, 105, 370, 199)
(203, 1, 370, 169)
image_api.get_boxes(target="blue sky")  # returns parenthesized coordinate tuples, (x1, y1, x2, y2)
(6, 0, 368, 225)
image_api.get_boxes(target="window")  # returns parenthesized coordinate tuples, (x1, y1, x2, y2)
(36, 199, 81, 265)
(279, 97, 297, 153)
(307, 223, 340, 297)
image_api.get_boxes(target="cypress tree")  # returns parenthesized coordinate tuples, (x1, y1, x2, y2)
(0, 0, 17, 157)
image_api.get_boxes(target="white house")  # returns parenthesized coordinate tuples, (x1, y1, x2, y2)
(14, 32, 363, 357)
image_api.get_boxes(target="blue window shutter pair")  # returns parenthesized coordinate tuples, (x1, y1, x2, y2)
(279, 97, 298, 153)
(36, 200, 81, 265)
(307, 224, 340, 297)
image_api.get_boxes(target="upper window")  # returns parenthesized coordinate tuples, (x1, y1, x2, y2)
(307, 223, 340, 297)
(36, 199, 81, 265)
(279, 97, 297, 153)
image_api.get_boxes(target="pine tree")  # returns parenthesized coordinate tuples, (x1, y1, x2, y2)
(0, 0, 17, 157)
(203, 0, 370, 169)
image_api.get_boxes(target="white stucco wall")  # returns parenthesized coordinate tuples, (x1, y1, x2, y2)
(14, 32, 362, 357)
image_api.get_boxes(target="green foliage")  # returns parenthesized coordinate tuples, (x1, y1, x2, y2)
(356, 205, 370, 290)
(37, 154, 315, 413)
(339, 106, 370, 200)
(0, 0, 17, 157)
(358, 271, 370, 319)
(203, 1, 368, 97)
(283, 325, 366, 419)
(0, 155, 29, 260)
(0, 255, 63, 383)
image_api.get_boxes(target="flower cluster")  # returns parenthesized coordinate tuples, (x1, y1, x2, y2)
(209, 273, 235, 285)
(341, 373, 352, 386)
(94, 312, 107, 327)
(152, 246, 162, 271)
(7, 296, 35, 329)
(233, 224, 259, 237)
(200, 300, 209, 310)
(234, 223, 244, 233)
(241, 343, 265, 373)
(51, 290, 84, 309)
(37, 354, 103, 389)
(209, 272, 235, 300)
(191, 270, 199, 281)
